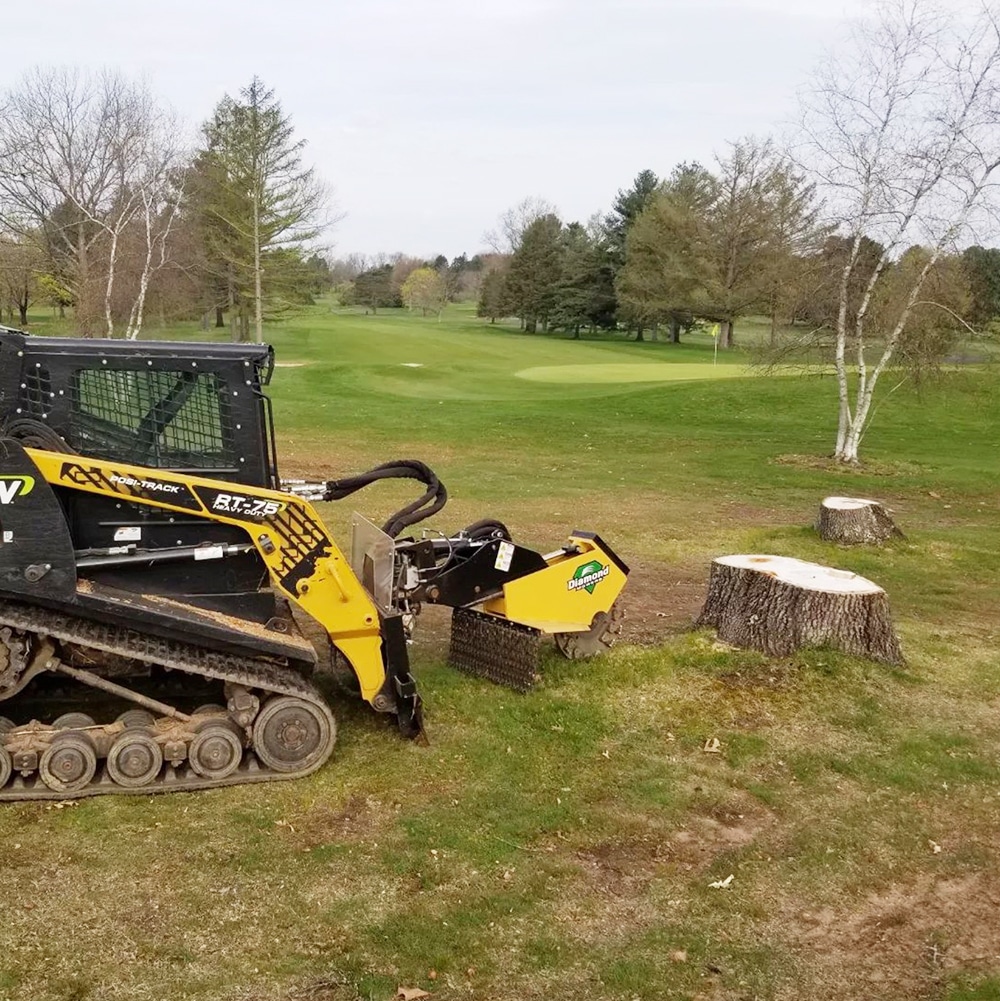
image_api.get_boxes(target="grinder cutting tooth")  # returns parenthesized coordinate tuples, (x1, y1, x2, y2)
(448, 608, 541, 692)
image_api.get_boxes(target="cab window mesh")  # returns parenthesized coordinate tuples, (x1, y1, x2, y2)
(67, 369, 236, 469)
(18, 365, 52, 415)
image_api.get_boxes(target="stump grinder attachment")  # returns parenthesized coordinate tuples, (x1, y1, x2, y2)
(344, 514, 629, 691)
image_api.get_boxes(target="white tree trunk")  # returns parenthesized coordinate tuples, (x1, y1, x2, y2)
(126, 183, 181, 341)
(697, 554, 903, 664)
(253, 187, 263, 344)
(103, 226, 120, 338)
(804, 1, 1000, 465)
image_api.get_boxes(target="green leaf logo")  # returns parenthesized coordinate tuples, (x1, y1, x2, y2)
(568, 559, 609, 595)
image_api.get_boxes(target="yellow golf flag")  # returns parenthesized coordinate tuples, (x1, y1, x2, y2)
(709, 323, 720, 339)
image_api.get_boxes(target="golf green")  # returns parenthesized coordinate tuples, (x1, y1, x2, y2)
(515, 362, 749, 383)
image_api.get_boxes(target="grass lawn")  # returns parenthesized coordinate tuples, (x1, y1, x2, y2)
(0, 303, 998, 1001)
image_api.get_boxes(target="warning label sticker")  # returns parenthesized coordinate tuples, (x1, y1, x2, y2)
(494, 540, 515, 572)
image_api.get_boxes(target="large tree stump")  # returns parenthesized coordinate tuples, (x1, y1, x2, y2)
(816, 496, 903, 545)
(697, 554, 903, 665)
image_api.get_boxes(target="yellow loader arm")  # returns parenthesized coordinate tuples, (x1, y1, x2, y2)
(21, 447, 418, 726)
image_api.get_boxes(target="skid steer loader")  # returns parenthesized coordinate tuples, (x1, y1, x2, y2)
(0, 328, 627, 800)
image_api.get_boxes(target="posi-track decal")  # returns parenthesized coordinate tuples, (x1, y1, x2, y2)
(568, 559, 610, 594)
(59, 462, 203, 511)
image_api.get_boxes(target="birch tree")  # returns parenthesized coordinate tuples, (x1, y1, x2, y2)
(0, 67, 181, 336)
(800, 0, 1000, 463)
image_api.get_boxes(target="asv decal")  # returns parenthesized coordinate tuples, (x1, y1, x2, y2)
(0, 475, 34, 505)
(568, 559, 610, 595)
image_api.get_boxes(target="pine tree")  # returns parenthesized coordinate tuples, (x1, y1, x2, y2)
(551, 223, 615, 337)
(504, 214, 563, 332)
(192, 77, 323, 342)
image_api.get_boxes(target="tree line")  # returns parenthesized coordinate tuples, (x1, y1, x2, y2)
(473, 146, 1000, 357)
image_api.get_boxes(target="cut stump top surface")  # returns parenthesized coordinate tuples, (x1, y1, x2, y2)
(821, 496, 880, 510)
(714, 554, 883, 595)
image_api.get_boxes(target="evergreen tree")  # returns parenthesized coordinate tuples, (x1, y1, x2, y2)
(605, 169, 661, 266)
(504, 214, 563, 332)
(192, 77, 324, 341)
(476, 267, 508, 323)
(354, 264, 396, 312)
(551, 223, 616, 337)
(603, 169, 662, 338)
(616, 163, 717, 341)
(961, 246, 1000, 325)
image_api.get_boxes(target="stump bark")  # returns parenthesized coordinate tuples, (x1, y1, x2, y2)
(816, 496, 903, 545)
(697, 554, 903, 665)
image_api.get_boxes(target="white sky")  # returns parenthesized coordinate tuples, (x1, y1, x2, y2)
(4, 0, 865, 258)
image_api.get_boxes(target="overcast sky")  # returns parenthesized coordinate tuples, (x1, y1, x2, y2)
(5, 0, 866, 259)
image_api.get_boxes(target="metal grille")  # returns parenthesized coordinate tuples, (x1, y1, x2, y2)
(67, 369, 236, 469)
(18, 365, 52, 417)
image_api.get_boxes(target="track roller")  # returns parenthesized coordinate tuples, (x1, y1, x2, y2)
(53, 712, 97, 730)
(117, 709, 156, 730)
(107, 732, 163, 788)
(39, 732, 98, 793)
(188, 722, 243, 780)
(252, 696, 335, 773)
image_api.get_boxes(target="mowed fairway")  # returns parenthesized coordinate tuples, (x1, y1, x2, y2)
(1, 304, 999, 1001)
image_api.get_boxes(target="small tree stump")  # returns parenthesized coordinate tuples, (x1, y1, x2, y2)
(697, 554, 903, 665)
(816, 496, 903, 545)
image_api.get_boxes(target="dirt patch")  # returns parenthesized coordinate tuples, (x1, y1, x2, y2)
(554, 800, 772, 947)
(771, 453, 927, 477)
(277, 793, 393, 850)
(574, 832, 673, 897)
(666, 797, 772, 874)
(780, 872, 1000, 999)
(618, 560, 706, 644)
(572, 805, 770, 886)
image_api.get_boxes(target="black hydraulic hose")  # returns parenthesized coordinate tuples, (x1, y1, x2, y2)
(462, 519, 512, 542)
(323, 459, 448, 538)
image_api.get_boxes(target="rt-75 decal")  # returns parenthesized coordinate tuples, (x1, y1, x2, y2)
(204, 491, 284, 520)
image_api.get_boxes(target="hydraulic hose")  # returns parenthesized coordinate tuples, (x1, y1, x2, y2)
(323, 459, 448, 538)
(0, 418, 78, 453)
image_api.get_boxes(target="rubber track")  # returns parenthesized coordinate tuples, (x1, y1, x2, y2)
(448, 607, 541, 692)
(0, 598, 336, 801)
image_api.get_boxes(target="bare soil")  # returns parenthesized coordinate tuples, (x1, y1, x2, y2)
(617, 559, 706, 643)
(780, 872, 1000, 1000)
